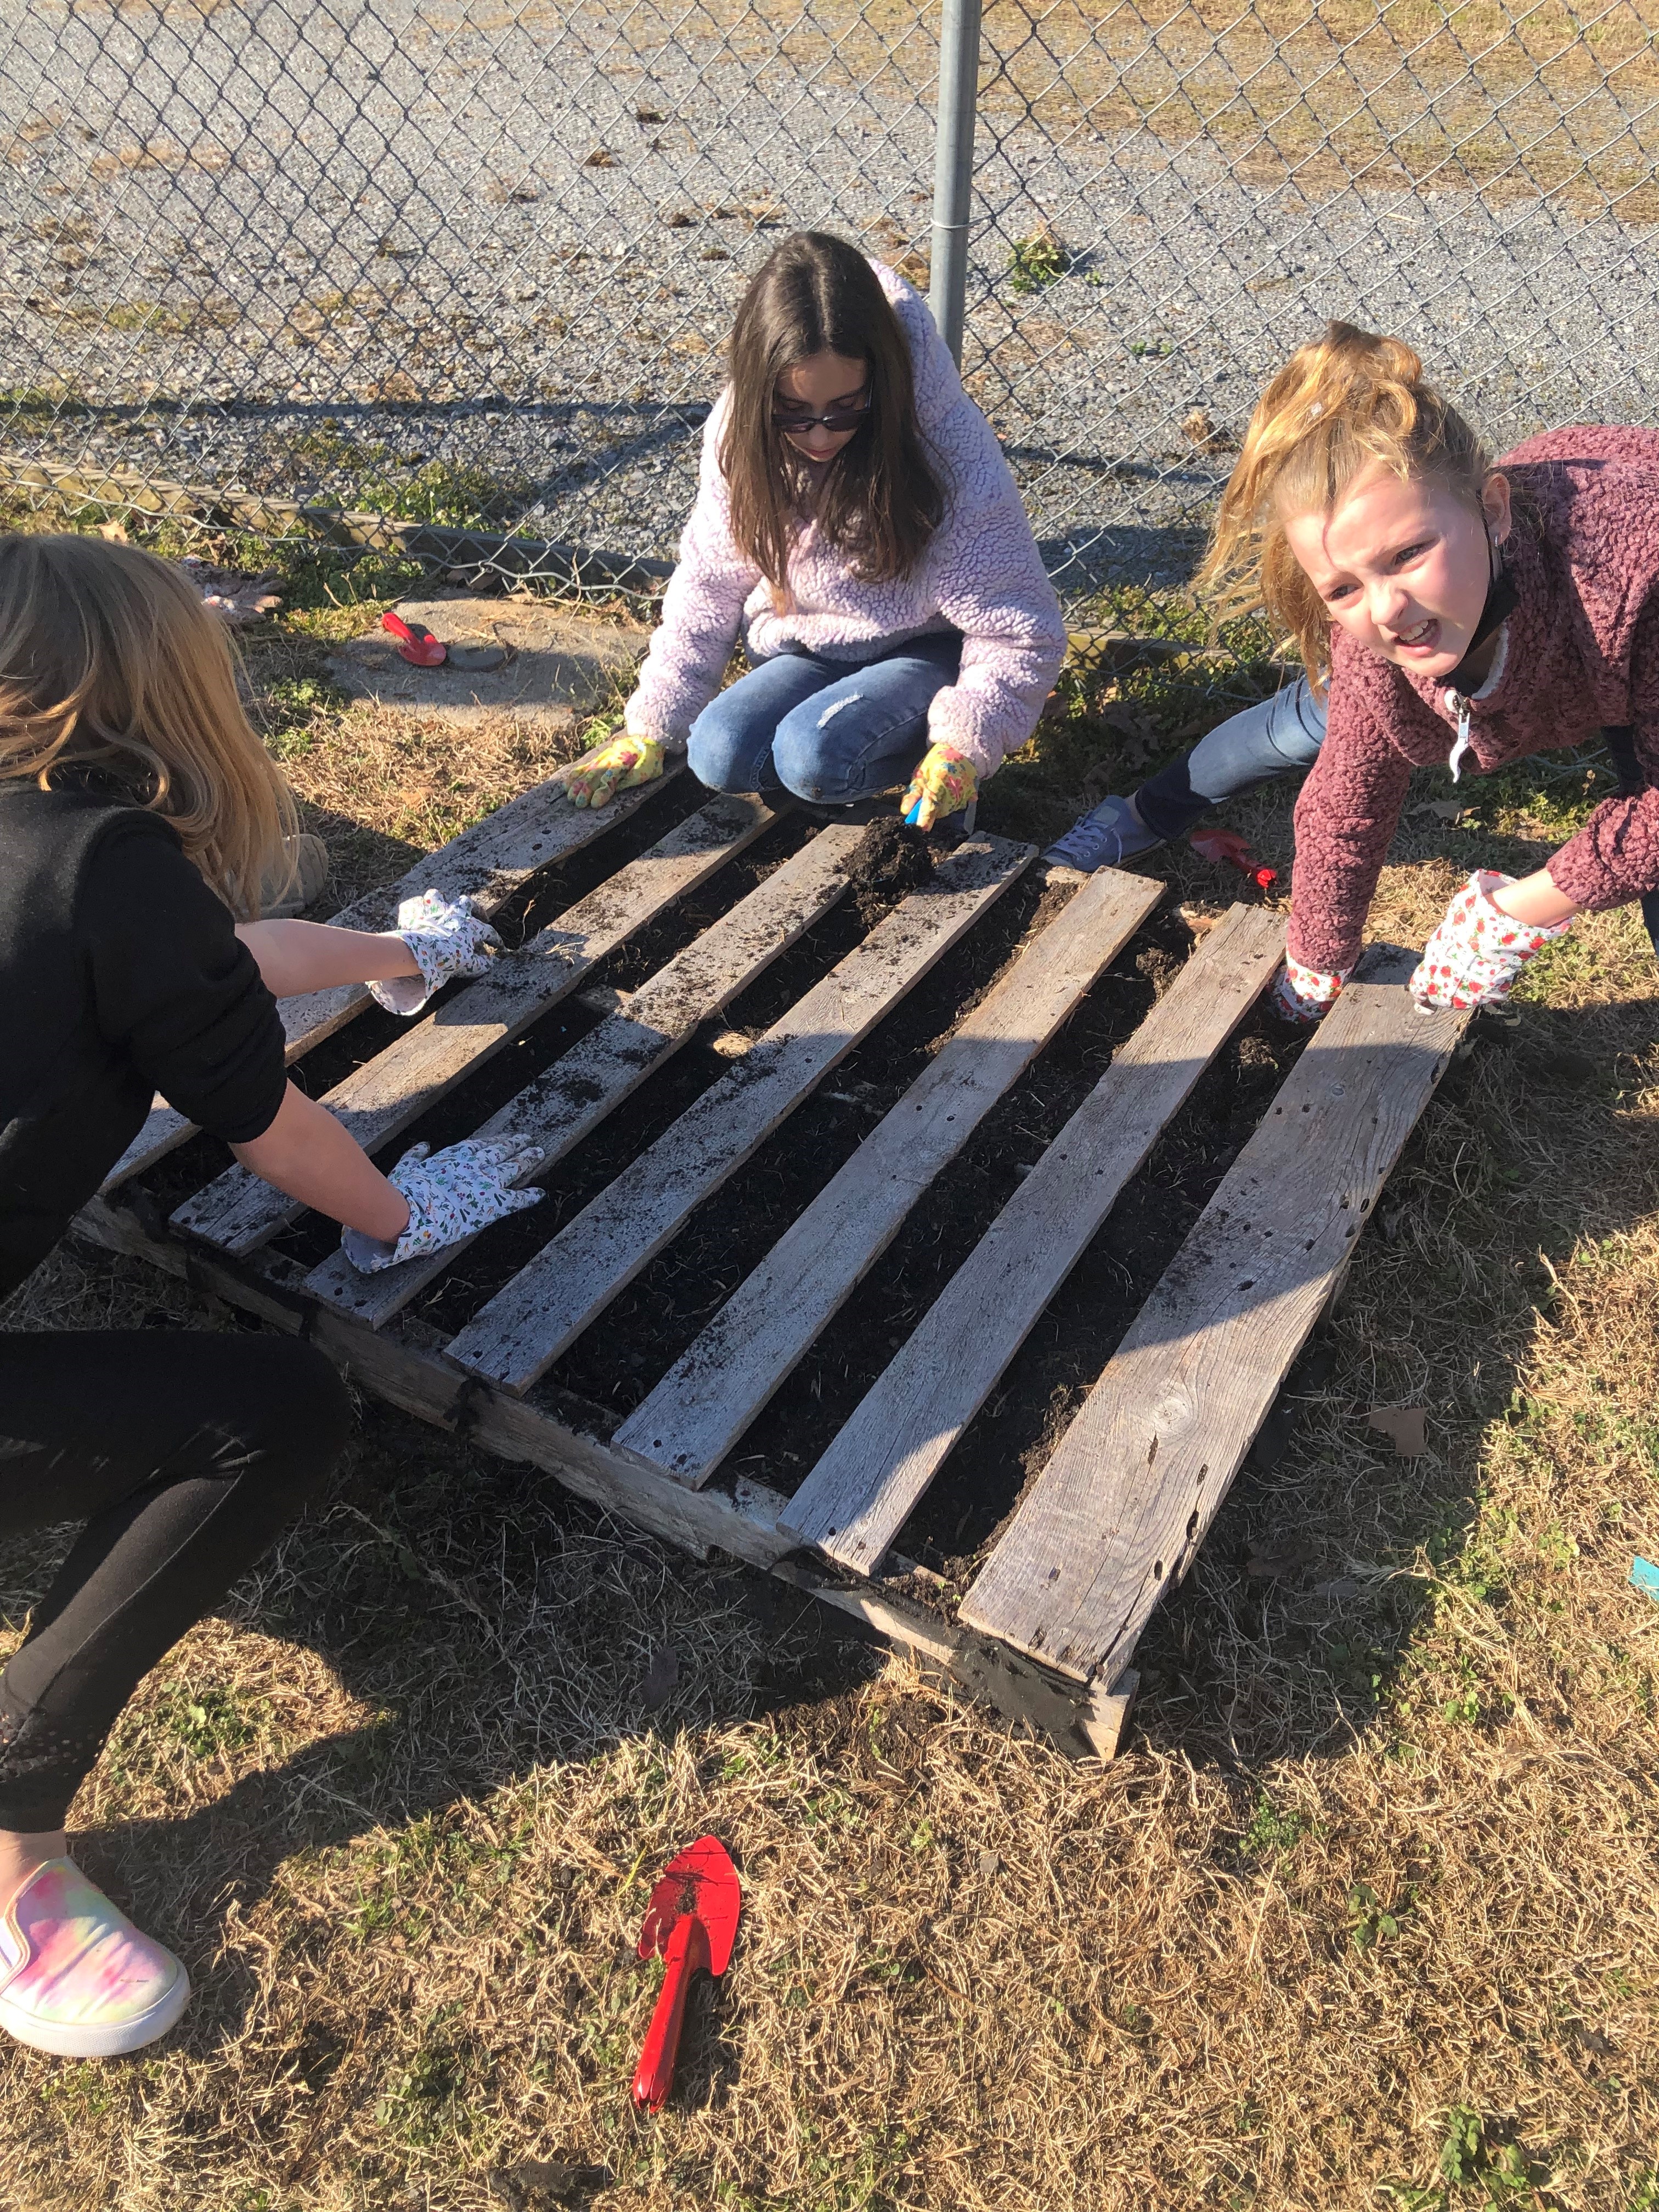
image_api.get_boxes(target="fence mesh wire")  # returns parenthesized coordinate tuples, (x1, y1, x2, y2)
(2, 0, 1657, 606)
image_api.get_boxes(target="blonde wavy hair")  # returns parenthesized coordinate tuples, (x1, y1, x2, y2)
(0, 532, 297, 914)
(1198, 322, 1492, 695)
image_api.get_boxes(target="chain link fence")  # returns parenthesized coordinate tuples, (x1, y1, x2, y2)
(2, 0, 1657, 606)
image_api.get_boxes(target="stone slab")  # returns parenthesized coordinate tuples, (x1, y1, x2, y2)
(326, 595, 651, 727)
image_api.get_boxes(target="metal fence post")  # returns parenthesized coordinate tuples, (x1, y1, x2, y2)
(928, 0, 982, 365)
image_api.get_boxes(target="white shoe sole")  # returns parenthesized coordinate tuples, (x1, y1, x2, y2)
(0, 1959, 190, 2058)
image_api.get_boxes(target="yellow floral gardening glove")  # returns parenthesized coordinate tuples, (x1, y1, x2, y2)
(899, 743, 978, 831)
(565, 732, 665, 810)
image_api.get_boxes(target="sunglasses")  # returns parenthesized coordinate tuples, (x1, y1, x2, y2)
(772, 391, 872, 435)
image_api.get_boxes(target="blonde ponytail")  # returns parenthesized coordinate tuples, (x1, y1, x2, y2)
(1197, 322, 1491, 693)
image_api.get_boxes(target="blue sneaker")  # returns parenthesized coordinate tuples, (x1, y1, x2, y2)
(1042, 793, 1164, 872)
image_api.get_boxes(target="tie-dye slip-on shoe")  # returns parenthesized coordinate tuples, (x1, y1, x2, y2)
(0, 1858, 190, 2057)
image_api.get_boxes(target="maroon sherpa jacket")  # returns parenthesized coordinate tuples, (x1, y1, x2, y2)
(1286, 425, 1659, 975)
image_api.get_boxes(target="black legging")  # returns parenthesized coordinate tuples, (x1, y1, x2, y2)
(0, 1330, 351, 1832)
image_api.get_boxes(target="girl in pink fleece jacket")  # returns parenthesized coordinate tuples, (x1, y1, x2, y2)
(564, 230, 1065, 832)
(1197, 321, 1659, 1020)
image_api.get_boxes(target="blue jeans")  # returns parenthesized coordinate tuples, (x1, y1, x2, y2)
(1135, 679, 1659, 960)
(1135, 674, 1328, 840)
(687, 631, 963, 803)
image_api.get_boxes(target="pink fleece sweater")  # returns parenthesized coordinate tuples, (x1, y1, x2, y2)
(1288, 426, 1659, 974)
(622, 263, 1066, 780)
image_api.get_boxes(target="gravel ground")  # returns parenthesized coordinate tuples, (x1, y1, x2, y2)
(1, 0, 1657, 594)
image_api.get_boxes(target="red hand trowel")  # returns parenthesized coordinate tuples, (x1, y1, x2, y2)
(631, 1834, 741, 2114)
(1189, 825, 1278, 891)
(381, 608, 447, 667)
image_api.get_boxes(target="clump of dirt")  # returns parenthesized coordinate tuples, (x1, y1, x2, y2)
(841, 817, 936, 926)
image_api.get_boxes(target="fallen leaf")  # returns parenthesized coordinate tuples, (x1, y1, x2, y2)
(96, 518, 128, 541)
(639, 1645, 680, 1711)
(1368, 1406, 1427, 1456)
(1094, 699, 1160, 771)
(1573, 2022, 1616, 2058)
(1182, 405, 1231, 453)
(1409, 799, 1467, 822)
(635, 106, 665, 123)
(977, 1848, 1001, 1880)
(583, 146, 617, 167)
(359, 369, 420, 403)
(1313, 1576, 1362, 1602)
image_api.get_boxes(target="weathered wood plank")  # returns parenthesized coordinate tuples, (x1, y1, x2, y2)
(101, 764, 685, 1190)
(958, 946, 1470, 1684)
(443, 835, 1034, 1397)
(781, 903, 1285, 1572)
(613, 867, 1164, 1489)
(72, 1192, 795, 1568)
(170, 793, 770, 1256)
(74, 1189, 1135, 1756)
(768, 1560, 1139, 1759)
(302, 822, 868, 1324)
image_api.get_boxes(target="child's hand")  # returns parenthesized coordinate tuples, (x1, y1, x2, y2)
(340, 1137, 545, 1274)
(368, 891, 503, 1015)
(900, 743, 978, 830)
(1272, 958, 1348, 1023)
(1409, 870, 1573, 1011)
(565, 732, 665, 810)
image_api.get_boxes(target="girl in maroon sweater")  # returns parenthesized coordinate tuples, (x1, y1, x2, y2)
(1200, 322, 1659, 1020)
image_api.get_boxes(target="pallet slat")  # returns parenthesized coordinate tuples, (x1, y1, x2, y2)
(171, 794, 771, 1256)
(958, 946, 1469, 1684)
(102, 765, 683, 1190)
(443, 834, 1034, 1396)
(613, 867, 1164, 1489)
(780, 902, 1285, 1572)
(303, 822, 869, 1323)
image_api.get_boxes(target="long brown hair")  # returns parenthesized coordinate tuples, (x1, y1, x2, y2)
(720, 230, 944, 590)
(1198, 321, 1492, 692)
(0, 533, 297, 913)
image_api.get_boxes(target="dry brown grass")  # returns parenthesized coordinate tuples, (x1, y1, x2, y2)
(236, 608, 630, 906)
(3, 674, 1658, 2211)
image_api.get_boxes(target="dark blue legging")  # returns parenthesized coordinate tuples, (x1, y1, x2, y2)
(0, 1330, 349, 1831)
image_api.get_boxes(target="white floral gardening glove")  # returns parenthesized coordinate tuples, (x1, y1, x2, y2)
(1272, 957, 1351, 1024)
(368, 890, 503, 1015)
(900, 743, 978, 831)
(1409, 870, 1573, 1012)
(340, 1137, 546, 1275)
(565, 732, 665, 810)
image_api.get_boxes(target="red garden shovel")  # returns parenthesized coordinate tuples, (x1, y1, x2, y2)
(381, 608, 447, 666)
(630, 1834, 741, 2114)
(1189, 825, 1278, 891)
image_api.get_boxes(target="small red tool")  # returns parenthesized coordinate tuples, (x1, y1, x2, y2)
(631, 1834, 741, 2114)
(381, 608, 447, 667)
(1189, 826, 1278, 891)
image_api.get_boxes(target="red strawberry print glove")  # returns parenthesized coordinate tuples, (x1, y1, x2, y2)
(1409, 870, 1573, 1012)
(1272, 958, 1350, 1024)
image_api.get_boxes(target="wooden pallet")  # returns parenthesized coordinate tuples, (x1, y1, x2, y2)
(76, 769, 1471, 1758)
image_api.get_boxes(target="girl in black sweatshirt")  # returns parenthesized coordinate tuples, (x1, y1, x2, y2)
(0, 534, 541, 2058)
